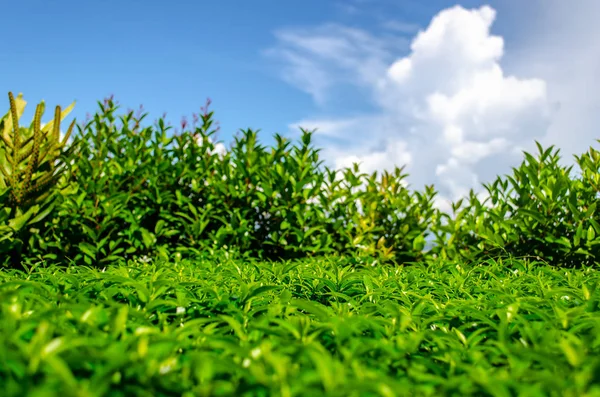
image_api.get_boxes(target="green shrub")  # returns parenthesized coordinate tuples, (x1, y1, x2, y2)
(1, 91, 598, 271)
(36, 97, 176, 266)
(14, 95, 439, 268)
(429, 141, 600, 268)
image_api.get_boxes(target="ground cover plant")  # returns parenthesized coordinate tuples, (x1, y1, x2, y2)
(0, 92, 599, 396)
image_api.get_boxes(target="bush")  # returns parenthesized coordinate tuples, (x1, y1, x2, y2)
(429, 141, 600, 269)
(1, 91, 599, 270)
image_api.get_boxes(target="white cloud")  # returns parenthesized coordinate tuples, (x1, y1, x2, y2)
(264, 4, 567, 213)
(331, 138, 412, 175)
(498, 0, 600, 168)
(380, 20, 421, 34)
(287, 116, 368, 139)
(263, 23, 408, 106)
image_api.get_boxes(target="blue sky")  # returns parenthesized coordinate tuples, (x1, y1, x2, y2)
(2, 0, 598, 212)
(1, 0, 491, 137)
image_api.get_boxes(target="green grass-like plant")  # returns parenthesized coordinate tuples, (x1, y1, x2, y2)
(0, 254, 599, 396)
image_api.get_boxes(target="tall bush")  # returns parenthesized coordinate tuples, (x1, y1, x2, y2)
(23, 95, 438, 267)
(429, 142, 600, 268)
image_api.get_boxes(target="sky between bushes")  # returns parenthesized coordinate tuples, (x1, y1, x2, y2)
(1, 0, 598, 213)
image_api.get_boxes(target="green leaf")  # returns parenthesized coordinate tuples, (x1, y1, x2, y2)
(80, 223, 98, 241)
(140, 227, 156, 248)
(574, 223, 583, 247)
(587, 225, 596, 241)
(290, 299, 330, 321)
(78, 242, 96, 259)
(8, 205, 39, 232)
(518, 208, 546, 224)
(28, 202, 55, 224)
(279, 289, 292, 304)
(412, 234, 425, 251)
(245, 285, 281, 303)
(585, 201, 597, 218)
(154, 219, 166, 235)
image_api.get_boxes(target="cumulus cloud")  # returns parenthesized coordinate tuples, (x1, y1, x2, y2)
(265, 4, 556, 214)
(499, 0, 600, 166)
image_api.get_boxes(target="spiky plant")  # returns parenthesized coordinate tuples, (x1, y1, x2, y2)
(0, 92, 79, 267)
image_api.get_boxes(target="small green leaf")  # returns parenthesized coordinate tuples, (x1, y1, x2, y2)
(140, 227, 156, 248)
(29, 202, 55, 224)
(574, 223, 583, 247)
(587, 225, 596, 241)
(78, 242, 96, 259)
(8, 205, 38, 232)
(245, 285, 280, 302)
(290, 299, 330, 321)
(412, 234, 425, 251)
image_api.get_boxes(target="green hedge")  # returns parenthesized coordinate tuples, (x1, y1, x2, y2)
(1, 92, 599, 270)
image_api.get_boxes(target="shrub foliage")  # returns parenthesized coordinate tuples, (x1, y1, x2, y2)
(0, 92, 599, 270)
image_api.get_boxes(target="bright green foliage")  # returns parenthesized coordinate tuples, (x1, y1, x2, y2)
(36, 98, 174, 267)
(0, 92, 80, 267)
(325, 165, 438, 265)
(3, 92, 598, 271)
(1, 92, 599, 271)
(0, 255, 598, 396)
(26, 96, 441, 268)
(1, 91, 600, 396)
(430, 141, 600, 268)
